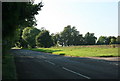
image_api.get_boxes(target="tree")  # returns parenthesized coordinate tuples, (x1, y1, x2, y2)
(36, 30, 54, 48)
(3, 2, 43, 38)
(97, 36, 107, 45)
(110, 36, 117, 44)
(74, 34, 84, 45)
(15, 27, 28, 48)
(15, 38, 28, 48)
(106, 36, 112, 45)
(116, 36, 120, 44)
(51, 33, 60, 46)
(60, 25, 72, 46)
(2, 2, 43, 56)
(58, 25, 84, 46)
(22, 27, 41, 48)
(84, 32, 97, 45)
(70, 27, 84, 45)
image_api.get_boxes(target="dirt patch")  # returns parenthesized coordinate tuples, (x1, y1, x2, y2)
(87, 57, 120, 61)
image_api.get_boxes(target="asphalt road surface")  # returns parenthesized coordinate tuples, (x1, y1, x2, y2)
(12, 49, 119, 79)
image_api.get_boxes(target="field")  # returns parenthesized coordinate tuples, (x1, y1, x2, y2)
(29, 45, 119, 57)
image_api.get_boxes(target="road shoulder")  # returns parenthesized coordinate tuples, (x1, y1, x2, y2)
(87, 57, 120, 61)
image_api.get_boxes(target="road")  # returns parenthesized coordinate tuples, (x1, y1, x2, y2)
(12, 49, 119, 79)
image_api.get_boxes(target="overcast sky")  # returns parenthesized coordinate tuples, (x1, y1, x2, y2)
(34, 0, 119, 38)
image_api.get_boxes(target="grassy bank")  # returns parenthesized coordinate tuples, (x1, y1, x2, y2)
(29, 45, 119, 57)
(2, 52, 17, 79)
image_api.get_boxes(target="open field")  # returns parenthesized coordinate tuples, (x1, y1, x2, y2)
(28, 45, 119, 57)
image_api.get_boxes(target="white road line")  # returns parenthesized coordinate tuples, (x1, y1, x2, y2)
(62, 67, 91, 79)
(45, 60, 55, 65)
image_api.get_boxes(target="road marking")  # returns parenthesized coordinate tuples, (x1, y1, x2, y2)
(62, 67, 91, 79)
(45, 60, 55, 65)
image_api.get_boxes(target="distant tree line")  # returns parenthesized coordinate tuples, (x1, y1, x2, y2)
(97, 36, 119, 45)
(51, 25, 120, 46)
(15, 25, 120, 48)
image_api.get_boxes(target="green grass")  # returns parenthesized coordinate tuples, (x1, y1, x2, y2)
(2, 52, 17, 79)
(28, 45, 119, 57)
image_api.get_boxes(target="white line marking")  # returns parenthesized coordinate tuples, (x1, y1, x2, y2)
(45, 60, 55, 65)
(62, 67, 91, 79)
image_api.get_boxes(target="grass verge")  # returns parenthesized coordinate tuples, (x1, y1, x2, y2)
(2, 51, 17, 80)
(28, 45, 119, 57)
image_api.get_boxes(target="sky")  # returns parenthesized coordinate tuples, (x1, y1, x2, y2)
(34, 0, 119, 38)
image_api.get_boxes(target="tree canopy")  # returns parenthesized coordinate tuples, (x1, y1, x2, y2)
(36, 30, 54, 48)
(2, 2, 43, 56)
(22, 27, 41, 48)
(57, 25, 84, 46)
(97, 36, 117, 45)
(84, 32, 97, 45)
(3, 2, 43, 38)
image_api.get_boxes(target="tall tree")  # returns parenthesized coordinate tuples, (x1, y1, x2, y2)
(110, 36, 117, 44)
(2, 2, 43, 55)
(84, 32, 97, 45)
(61, 25, 72, 46)
(51, 33, 60, 46)
(22, 27, 41, 48)
(74, 34, 84, 45)
(36, 30, 54, 48)
(58, 25, 84, 46)
(97, 36, 107, 45)
(3, 2, 43, 38)
(106, 36, 112, 45)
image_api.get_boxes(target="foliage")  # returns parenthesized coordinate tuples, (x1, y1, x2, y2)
(116, 36, 120, 44)
(51, 33, 59, 46)
(2, 2, 43, 56)
(97, 36, 117, 45)
(3, 2, 42, 38)
(58, 25, 84, 46)
(36, 30, 54, 48)
(97, 36, 107, 45)
(110, 36, 117, 44)
(15, 37, 28, 48)
(22, 27, 41, 48)
(84, 32, 97, 45)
